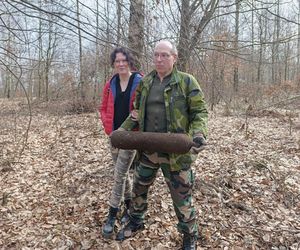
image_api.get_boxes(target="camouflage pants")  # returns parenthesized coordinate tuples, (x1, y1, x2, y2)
(109, 140, 136, 208)
(129, 152, 198, 237)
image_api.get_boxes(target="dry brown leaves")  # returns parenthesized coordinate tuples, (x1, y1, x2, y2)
(0, 99, 299, 249)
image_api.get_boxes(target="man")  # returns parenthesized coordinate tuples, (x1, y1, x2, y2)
(116, 40, 208, 250)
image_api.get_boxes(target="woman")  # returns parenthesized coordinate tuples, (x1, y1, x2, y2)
(99, 47, 142, 238)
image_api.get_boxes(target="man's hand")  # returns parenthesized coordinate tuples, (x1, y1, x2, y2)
(190, 134, 207, 154)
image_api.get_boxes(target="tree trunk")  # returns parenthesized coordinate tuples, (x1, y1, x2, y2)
(94, 0, 100, 101)
(251, 0, 255, 84)
(177, 0, 218, 72)
(116, 0, 122, 46)
(177, 0, 191, 71)
(38, 0, 43, 99)
(272, 0, 280, 84)
(297, 0, 300, 86)
(77, 0, 84, 100)
(128, 0, 145, 70)
(5, 18, 12, 99)
(233, 0, 240, 94)
(284, 41, 290, 82)
(257, 11, 263, 84)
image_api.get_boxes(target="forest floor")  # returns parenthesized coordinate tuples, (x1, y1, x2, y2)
(0, 98, 300, 250)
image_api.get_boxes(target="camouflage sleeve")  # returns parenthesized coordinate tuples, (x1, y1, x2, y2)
(120, 80, 142, 131)
(187, 75, 208, 138)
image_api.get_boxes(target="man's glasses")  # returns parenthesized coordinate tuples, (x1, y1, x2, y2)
(154, 53, 172, 60)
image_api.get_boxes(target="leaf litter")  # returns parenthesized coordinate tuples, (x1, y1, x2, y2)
(0, 99, 299, 249)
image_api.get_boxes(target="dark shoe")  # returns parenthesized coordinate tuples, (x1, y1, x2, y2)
(116, 220, 144, 241)
(102, 207, 118, 238)
(182, 234, 197, 250)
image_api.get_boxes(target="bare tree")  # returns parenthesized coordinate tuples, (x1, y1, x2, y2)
(38, 0, 43, 100)
(76, 0, 85, 100)
(1, 0, 299, 106)
(257, 5, 266, 84)
(94, 0, 101, 100)
(297, 0, 300, 86)
(4, 17, 13, 99)
(271, 0, 281, 84)
(116, 0, 122, 46)
(128, 0, 145, 70)
(177, 0, 219, 71)
(44, 17, 57, 101)
(233, 0, 240, 93)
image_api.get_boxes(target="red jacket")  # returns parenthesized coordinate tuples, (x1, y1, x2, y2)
(99, 72, 142, 135)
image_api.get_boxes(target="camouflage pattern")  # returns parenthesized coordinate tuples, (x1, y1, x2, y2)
(109, 140, 136, 208)
(121, 67, 208, 171)
(129, 152, 198, 237)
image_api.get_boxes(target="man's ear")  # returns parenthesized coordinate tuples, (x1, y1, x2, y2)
(173, 54, 178, 63)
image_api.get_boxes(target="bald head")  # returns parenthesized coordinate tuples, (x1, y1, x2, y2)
(153, 40, 177, 79)
(155, 40, 178, 56)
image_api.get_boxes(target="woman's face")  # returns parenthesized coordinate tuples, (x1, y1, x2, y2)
(113, 52, 130, 76)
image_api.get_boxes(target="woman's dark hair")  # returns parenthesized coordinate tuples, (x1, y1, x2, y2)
(110, 47, 135, 69)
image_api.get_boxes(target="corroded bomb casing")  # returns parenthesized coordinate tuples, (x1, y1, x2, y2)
(110, 130, 195, 154)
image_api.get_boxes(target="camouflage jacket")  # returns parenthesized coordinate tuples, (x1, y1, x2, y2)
(121, 68, 208, 171)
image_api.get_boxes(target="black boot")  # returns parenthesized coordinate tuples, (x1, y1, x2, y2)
(182, 234, 197, 250)
(102, 207, 119, 238)
(120, 199, 131, 224)
(116, 219, 144, 241)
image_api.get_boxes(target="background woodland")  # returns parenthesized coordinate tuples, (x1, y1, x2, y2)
(1, 0, 300, 108)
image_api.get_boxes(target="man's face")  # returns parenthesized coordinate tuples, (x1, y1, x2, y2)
(153, 42, 177, 77)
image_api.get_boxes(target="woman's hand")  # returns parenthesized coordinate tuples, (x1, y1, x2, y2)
(130, 109, 139, 121)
